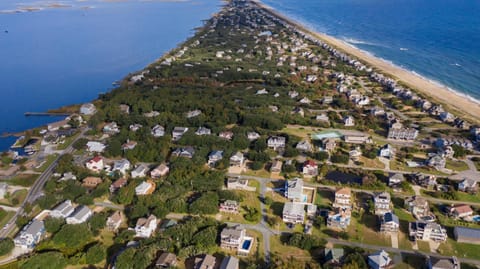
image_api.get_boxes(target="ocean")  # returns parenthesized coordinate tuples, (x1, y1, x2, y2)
(0, 0, 222, 151)
(262, 0, 480, 102)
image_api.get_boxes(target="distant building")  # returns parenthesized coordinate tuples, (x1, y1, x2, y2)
(267, 136, 286, 150)
(208, 150, 224, 166)
(171, 147, 195, 159)
(219, 131, 234, 140)
(449, 204, 473, 219)
(454, 227, 480, 244)
(285, 178, 304, 202)
(230, 152, 245, 166)
(343, 116, 355, 127)
(324, 248, 344, 265)
(86, 141, 106, 153)
(405, 196, 431, 219)
(195, 126, 211, 136)
(110, 178, 127, 193)
(66, 205, 93, 224)
(389, 173, 405, 188)
(270, 159, 283, 173)
(380, 212, 399, 233)
(112, 159, 131, 175)
(226, 177, 256, 191)
(156, 253, 178, 269)
(458, 178, 478, 193)
(426, 256, 460, 269)
(283, 202, 305, 224)
(134, 214, 157, 238)
(302, 160, 318, 177)
(151, 125, 165, 137)
(0, 183, 8, 199)
(80, 103, 96, 115)
(379, 144, 395, 159)
(368, 250, 391, 269)
(14, 220, 45, 249)
(296, 141, 313, 152)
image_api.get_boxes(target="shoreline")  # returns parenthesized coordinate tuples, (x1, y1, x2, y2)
(252, 0, 480, 124)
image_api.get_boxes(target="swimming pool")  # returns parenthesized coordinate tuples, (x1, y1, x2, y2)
(241, 239, 252, 250)
(472, 215, 480, 222)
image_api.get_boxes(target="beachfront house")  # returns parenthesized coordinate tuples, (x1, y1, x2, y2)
(80, 103, 96, 115)
(409, 221, 447, 242)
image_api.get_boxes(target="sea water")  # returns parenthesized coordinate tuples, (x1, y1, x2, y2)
(0, 0, 221, 151)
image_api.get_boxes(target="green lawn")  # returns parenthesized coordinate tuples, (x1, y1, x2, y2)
(0, 189, 28, 207)
(445, 160, 469, 172)
(346, 214, 391, 247)
(34, 154, 58, 172)
(438, 239, 480, 260)
(2, 174, 38, 187)
(0, 210, 15, 228)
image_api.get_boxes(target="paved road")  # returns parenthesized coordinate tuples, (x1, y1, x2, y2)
(94, 202, 124, 210)
(0, 128, 89, 239)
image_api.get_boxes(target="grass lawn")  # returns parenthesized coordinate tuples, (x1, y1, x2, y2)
(390, 161, 448, 176)
(281, 126, 318, 140)
(220, 189, 262, 224)
(242, 168, 271, 179)
(347, 214, 391, 247)
(2, 174, 38, 187)
(416, 241, 430, 252)
(445, 160, 470, 172)
(0, 211, 15, 228)
(56, 132, 80, 150)
(437, 238, 480, 260)
(358, 156, 385, 169)
(315, 189, 333, 208)
(270, 235, 310, 259)
(0, 189, 28, 207)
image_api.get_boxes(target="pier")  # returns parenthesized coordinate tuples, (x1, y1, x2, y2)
(24, 112, 71, 117)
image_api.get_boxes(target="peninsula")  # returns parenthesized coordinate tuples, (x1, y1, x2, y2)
(1, 1, 480, 269)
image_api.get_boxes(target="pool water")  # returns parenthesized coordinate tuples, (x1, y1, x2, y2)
(242, 240, 252, 250)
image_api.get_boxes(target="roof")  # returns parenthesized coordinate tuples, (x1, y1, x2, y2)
(111, 178, 127, 188)
(304, 160, 317, 167)
(221, 226, 244, 239)
(383, 212, 399, 225)
(283, 202, 305, 216)
(452, 204, 473, 214)
(429, 257, 457, 269)
(156, 252, 177, 266)
(108, 211, 122, 223)
(219, 256, 239, 269)
(52, 200, 74, 215)
(69, 205, 91, 221)
(368, 250, 390, 267)
(454, 226, 480, 240)
(23, 220, 44, 235)
(324, 248, 344, 262)
(336, 187, 351, 196)
(197, 254, 216, 269)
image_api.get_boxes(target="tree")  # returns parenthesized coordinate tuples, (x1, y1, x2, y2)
(251, 161, 264, 170)
(85, 243, 106, 265)
(331, 153, 349, 164)
(0, 238, 14, 256)
(115, 247, 135, 269)
(106, 139, 122, 157)
(20, 252, 67, 269)
(44, 217, 65, 233)
(243, 206, 260, 222)
(313, 151, 329, 161)
(37, 195, 57, 210)
(452, 144, 467, 158)
(52, 224, 93, 250)
(88, 213, 107, 234)
(189, 192, 219, 215)
(72, 138, 88, 150)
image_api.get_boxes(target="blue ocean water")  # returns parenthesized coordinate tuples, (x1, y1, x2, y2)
(262, 0, 480, 101)
(0, 0, 221, 151)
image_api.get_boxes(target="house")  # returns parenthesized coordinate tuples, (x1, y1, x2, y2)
(151, 125, 165, 137)
(389, 173, 405, 188)
(368, 250, 392, 269)
(155, 252, 178, 268)
(80, 103, 96, 115)
(171, 147, 195, 158)
(220, 226, 246, 250)
(450, 204, 473, 219)
(333, 188, 352, 210)
(282, 202, 305, 224)
(270, 160, 283, 173)
(458, 178, 478, 193)
(226, 177, 256, 191)
(113, 159, 131, 175)
(134, 214, 157, 238)
(307, 204, 318, 217)
(267, 136, 286, 150)
(426, 154, 446, 170)
(59, 172, 77, 181)
(247, 132, 260, 141)
(172, 127, 188, 141)
(405, 196, 431, 219)
(186, 110, 202, 118)
(316, 113, 330, 122)
(230, 152, 245, 166)
(374, 192, 391, 216)
(106, 211, 123, 231)
(0, 183, 8, 199)
(440, 112, 455, 123)
(409, 221, 447, 242)
(454, 227, 480, 244)
(86, 156, 104, 172)
(296, 141, 313, 152)
(130, 124, 142, 132)
(327, 210, 351, 229)
(302, 160, 318, 177)
(86, 141, 106, 153)
(110, 178, 127, 193)
(103, 122, 120, 134)
(285, 178, 305, 202)
(388, 122, 418, 141)
(380, 212, 399, 233)
(343, 133, 370, 144)
(195, 127, 211, 136)
(66, 205, 93, 224)
(50, 200, 75, 219)
(208, 150, 224, 166)
(324, 248, 344, 265)
(119, 104, 130, 114)
(82, 176, 103, 189)
(14, 220, 45, 249)
(256, 88, 268, 95)
(379, 144, 394, 159)
(150, 163, 169, 178)
(122, 140, 137, 151)
(135, 181, 156, 195)
(194, 254, 216, 269)
(412, 173, 437, 190)
(219, 131, 234, 140)
(344, 116, 355, 127)
(219, 200, 239, 214)
(322, 138, 337, 151)
(219, 256, 239, 269)
(131, 164, 149, 178)
(426, 256, 460, 269)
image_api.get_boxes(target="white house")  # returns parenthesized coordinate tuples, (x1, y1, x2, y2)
(172, 127, 188, 141)
(151, 125, 165, 137)
(344, 116, 355, 127)
(283, 202, 305, 224)
(379, 144, 394, 159)
(0, 183, 7, 199)
(134, 215, 157, 238)
(230, 152, 245, 166)
(150, 163, 169, 178)
(66, 205, 93, 224)
(368, 250, 391, 269)
(195, 127, 211, 136)
(14, 220, 45, 249)
(135, 181, 155, 195)
(208, 150, 224, 166)
(247, 132, 260, 141)
(80, 103, 96, 115)
(86, 156, 104, 172)
(267, 136, 286, 150)
(50, 200, 75, 219)
(131, 164, 149, 178)
(86, 141, 106, 153)
(113, 159, 131, 175)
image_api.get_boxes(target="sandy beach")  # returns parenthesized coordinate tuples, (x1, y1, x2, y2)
(253, 0, 480, 124)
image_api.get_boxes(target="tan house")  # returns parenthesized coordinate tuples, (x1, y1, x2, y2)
(155, 252, 177, 268)
(82, 177, 103, 189)
(270, 160, 283, 173)
(150, 163, 169, 178)
(106, 211, 123, 231)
